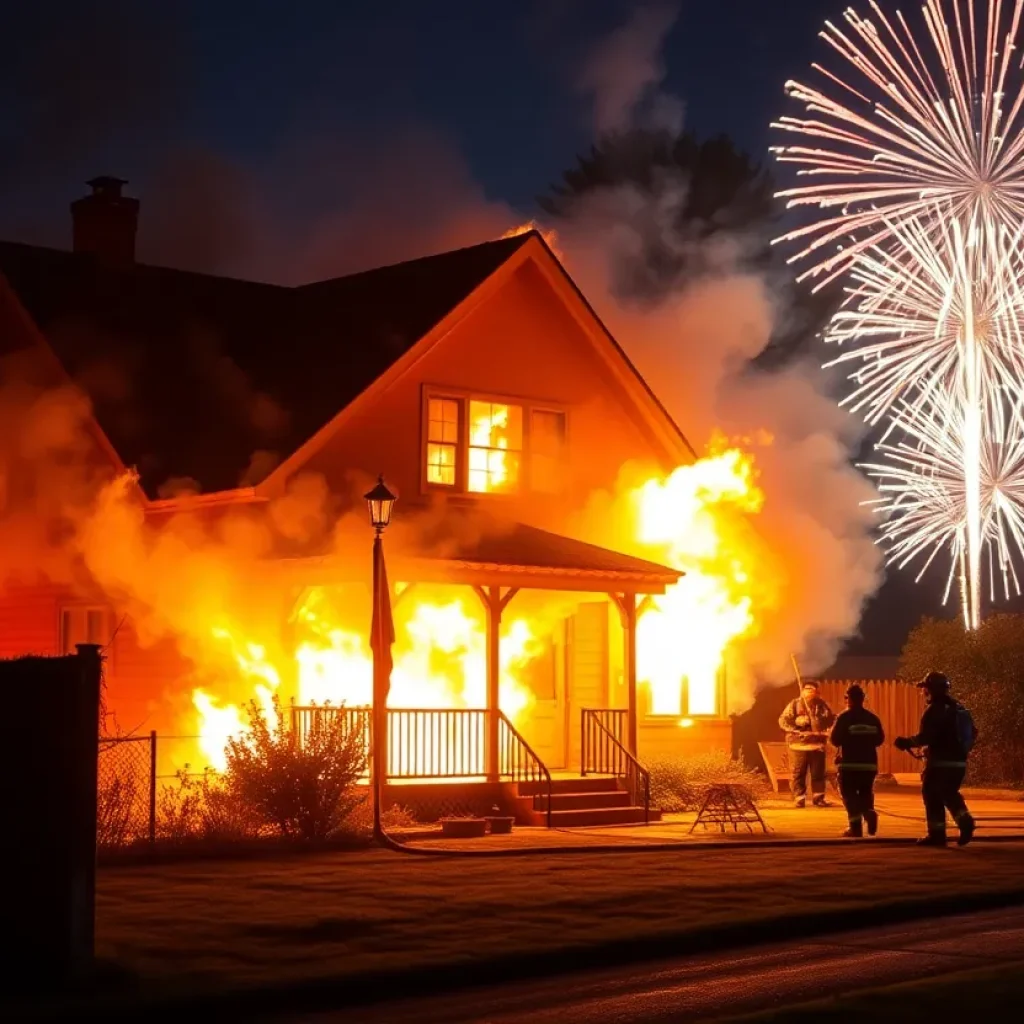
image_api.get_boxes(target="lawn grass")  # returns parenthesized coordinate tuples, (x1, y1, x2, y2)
(10, 842, 1023, 1019)
(728, 960, 1024, 1021)
(91, 842, 1024, 997)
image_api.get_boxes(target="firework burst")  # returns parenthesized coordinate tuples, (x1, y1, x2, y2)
(862, 386, 1024, 623)
(773, 0, 1024, 627)
(772, 0, 1024, 287)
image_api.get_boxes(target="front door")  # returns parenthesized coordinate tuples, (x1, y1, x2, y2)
(515, 623, 567, 769)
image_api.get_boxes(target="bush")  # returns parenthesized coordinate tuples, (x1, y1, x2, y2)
(221, 696, 368, 839)
(341, 798, 418, 837)
(96, 772, 139, 849)
(156, 769, 263, 843)
(901, 615, 1024, 787)
(649, 751, 770, 812)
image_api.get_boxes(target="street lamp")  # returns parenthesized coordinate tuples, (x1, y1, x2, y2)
(364, 475, 396, 533)
(364, 475, 397, 842)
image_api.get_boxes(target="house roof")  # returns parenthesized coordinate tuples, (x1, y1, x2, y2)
(0, 233, 531, 498)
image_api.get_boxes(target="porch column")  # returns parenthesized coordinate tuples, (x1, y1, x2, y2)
(609, 592, 649, 757)
(473, 585, 520, 781)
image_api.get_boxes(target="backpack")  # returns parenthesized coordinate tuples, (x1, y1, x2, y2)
(953, 703, 978, 756)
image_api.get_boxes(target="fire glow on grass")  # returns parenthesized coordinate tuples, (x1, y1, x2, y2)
(186, 442, 765, 769)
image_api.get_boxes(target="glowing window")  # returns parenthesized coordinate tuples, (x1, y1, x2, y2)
(530, 410, 566, 492)
(468, 401, 523, 493)
(426, 398, 460, 486)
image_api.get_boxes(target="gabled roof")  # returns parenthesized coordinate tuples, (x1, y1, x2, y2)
(0, 233, 530, 498)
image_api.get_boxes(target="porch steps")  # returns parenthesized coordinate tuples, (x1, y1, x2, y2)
(514, 775, 661, 828)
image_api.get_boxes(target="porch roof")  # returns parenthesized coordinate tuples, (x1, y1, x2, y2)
(275, 520, 682, 595)
(405, 521, 683, 593)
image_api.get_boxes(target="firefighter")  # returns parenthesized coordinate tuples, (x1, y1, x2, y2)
(778, 679, 836, 807)
(894, 672, 978, 847)
(829, 684, 884, 837)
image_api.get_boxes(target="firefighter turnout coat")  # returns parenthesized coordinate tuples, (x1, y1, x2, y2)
(830, 706, 885, 770)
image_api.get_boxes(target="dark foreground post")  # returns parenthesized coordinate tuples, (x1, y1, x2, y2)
(2, 644, 102, 988)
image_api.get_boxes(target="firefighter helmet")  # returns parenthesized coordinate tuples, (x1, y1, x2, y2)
(845, 684, 865, 703)
(917, 672, 951, 696)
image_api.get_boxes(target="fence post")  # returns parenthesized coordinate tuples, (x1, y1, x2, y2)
(149, 730, 157, 844)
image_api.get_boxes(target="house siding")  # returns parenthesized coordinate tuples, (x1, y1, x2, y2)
(0, 582, 62, 658)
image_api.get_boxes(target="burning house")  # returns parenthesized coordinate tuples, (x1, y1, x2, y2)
(0, 179, 764, 825)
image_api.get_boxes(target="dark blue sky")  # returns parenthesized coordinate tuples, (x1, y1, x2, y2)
(1, 0, 840, 264)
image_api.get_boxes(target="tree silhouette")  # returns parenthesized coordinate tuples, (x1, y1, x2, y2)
(537, 127, 840, 363)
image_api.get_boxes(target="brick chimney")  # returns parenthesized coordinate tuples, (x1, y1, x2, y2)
(70, 176, 139, 264)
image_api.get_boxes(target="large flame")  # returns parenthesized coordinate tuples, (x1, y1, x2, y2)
(186, 442, 765, 766)
(630, 445, 765, 716)
(191, 586, 540, 771)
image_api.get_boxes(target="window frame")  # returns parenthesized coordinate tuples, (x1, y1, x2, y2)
(58, 604, 112, 657)
(420, 385, 569, 497)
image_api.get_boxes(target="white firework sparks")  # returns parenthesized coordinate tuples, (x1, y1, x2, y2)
(862, 387, 1024, 624)
(772, 0, 1024, 627)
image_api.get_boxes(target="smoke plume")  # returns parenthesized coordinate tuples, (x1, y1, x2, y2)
(551, 4, 883, 696)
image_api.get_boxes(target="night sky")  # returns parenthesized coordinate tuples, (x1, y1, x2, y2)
(1, 0, 840, 247)
(0, 1, 979, 653)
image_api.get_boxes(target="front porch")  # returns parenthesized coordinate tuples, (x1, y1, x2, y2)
(281, 514, 732, 826)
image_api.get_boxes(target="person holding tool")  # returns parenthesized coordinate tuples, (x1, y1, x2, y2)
(779, 678, 836, 807)
(829, 684, 884, 837)
(895, 672, 978, 847)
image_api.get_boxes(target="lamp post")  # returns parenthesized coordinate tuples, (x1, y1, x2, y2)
(364, 475, 396, 842)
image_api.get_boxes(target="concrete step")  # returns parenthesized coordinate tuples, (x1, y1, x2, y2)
(525, 790, 633, 811)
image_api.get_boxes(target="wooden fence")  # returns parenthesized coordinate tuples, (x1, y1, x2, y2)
(817, 679, 924, 775)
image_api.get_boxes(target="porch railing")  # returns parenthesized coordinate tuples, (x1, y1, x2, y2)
(499, 711, 553, 828)
(580, 707, 650, 824)
(289, 705, 553, 815)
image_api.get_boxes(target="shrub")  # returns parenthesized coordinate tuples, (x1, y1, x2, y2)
(649, 751, 770, 813)
(341, 797, 418, 837)
(156, 769, 263, 843)
(222, 696, 368, 839)
(96, 772, 139, 849)
(901, 615, 1024, 787)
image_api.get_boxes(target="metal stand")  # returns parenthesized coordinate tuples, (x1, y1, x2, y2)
(690, 783, 769, 834)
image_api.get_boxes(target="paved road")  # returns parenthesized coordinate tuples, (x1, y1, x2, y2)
(293, 905, 1024, 1023)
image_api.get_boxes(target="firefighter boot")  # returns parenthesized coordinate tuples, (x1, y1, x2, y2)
(864, 810, 878, 836)
(956, 814, 976, 847)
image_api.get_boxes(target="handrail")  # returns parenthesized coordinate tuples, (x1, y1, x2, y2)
(580, 707, 650, 825)
(497, 711, 553, 829)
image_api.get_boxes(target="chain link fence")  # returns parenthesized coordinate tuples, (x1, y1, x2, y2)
(97, 733, 156, 848)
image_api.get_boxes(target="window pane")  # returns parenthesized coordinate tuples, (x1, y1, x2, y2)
(426, 442, 457, 485)
(428, 398, 459, 444)
(467, 401, 523, 493)
(531, 410, 565, 456)
(531, 410, 565, 492)
(468, 448, 521, 493)
(60, 609, 74, 655)
(468, 401, 522, 451)
(86, 609, 105, 644)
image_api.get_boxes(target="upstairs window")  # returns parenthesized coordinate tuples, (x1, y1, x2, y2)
(468, 400, 523, 493)
(530, 409, 566, 493)
(60, 606, 109, 655)
(426, 398, 460, 486)
(424, 391, 566, 496)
